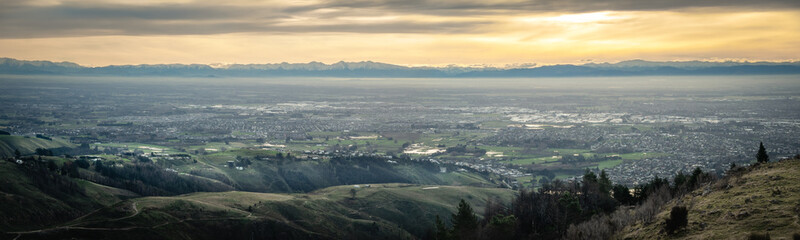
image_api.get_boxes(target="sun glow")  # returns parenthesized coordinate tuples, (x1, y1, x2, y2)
(1, 1, 798, 66)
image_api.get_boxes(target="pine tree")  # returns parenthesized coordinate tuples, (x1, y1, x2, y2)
(451, 199, 478, 239)
(47, 160, 58, 171)
(599, 170, 612, 195)
(613, 184, 634, 205)
(434, 215, 450, 240)
(14, 148, 21, 158)
(583, 169, 597, 184)
(757, 142, 769, 163)
(486, 214, 517, 239)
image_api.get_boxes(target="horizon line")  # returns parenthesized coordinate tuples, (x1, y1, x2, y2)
(4, 57, 800, 69)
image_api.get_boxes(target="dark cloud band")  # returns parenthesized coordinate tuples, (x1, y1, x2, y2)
(0, 0, 796, 38)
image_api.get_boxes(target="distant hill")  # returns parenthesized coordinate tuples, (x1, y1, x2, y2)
(5, 184, 514, 239)
(193, 154, 496, 193)
(619, 158, 800, 239)
(2, 57, 799, 78)
(0, 135, 75, 158)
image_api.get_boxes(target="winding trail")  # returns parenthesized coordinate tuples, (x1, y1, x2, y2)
(8, 202, 140, 237)
(8, 200, 263, 238)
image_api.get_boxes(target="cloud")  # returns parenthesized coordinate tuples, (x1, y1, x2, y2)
(299, 0, 800, 13)
(1, 0, 798, 38)
(0, 1, 496, 38)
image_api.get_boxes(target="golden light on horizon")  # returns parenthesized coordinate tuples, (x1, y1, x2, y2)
(0, 0, 798, 66)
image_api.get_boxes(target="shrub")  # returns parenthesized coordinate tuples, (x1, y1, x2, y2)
(748, 232, 770, 240)
(664, 206, 688, 234)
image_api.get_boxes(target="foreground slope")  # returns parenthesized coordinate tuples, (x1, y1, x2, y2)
(620, 158, 800, 239)
(0, 160, 138, 232)
(6, 184, 514, 240)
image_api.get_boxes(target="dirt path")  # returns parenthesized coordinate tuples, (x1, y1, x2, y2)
(6, 194, 293, 240)
(109, 202, 139, 221)
(9, 202, 140, 237)
(9, 199, 262, 239)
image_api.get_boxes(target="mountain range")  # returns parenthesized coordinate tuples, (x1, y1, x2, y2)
(2, 57, 800, 78)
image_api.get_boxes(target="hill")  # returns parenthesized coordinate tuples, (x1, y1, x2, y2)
(3, 57, 800, 78)
(5, 184, 515, 240)
(181, 153, 497, 193)
(0, 160, 138, 232)
(619, 158, 800, 239)
(0, 135, 75, 158)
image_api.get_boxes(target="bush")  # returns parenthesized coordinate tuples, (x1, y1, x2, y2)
(74, 159, 91, 169)
(664, 206, 688, 234)
(35, 148, 53, 156)
(748, 232, 770, 240)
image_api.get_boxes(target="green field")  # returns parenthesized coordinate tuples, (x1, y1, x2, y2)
(92, 142, 179, 154)
(506, 149, 670, 170)
(0, 135, 75, 158)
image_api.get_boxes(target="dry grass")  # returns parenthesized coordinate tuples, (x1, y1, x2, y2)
(619, 159, 800, 239)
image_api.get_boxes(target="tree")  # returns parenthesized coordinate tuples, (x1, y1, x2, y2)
(583, 169, 598, 184)
(673, 172, 688, 188)
(757, 142, 769, 163)
(74, 159, 90, 169)
(688, 167, 704, 188)
(47, 160, 58, 171)
(559, 192, 582, 220)
(434, 215, 451, 240)
(451, 199, 478, 239)
(60, 161, 80, 178)
(14, 149, 21, 158)
(599, 170, 612, 195)
(94, 160, 104, 172)
(136, 156, 152, 163)
(349, 188, 357, 199)
(613, 184, 634, 205)
(486, 214, 517, 239)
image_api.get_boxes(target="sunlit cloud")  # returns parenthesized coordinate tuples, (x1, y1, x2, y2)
(0, 0, 798, 65)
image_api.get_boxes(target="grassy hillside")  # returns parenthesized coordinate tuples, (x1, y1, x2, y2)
(619, 158, 800, 239)
(188, 153, 497, 193)
(8, 184, 515, 240)
(0, 160, 138, 232)
(0, 135, 75, 158)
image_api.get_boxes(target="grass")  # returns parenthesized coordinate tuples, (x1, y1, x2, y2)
(618, 152, 669, 160)
(620, 159, 800, 239)
(48, 184, 515, 239)
(509, 156, 557, 165)
(507, 150, 669, 171)
(480, 120, 514, 129)
(287, 137, 406, 153)
(550, 148, 591, 155)
(436, 171, 495, 186)
(0, 161, 133, 231)
(0, 135, 75, 158)
(92, 142, 181, 154)
(515, 175, 539, 187)
(596, 159, 623, 169)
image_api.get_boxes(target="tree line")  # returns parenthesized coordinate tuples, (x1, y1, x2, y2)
(431, 167, 714, 239)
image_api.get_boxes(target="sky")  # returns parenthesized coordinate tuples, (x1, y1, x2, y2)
(0, 0, 799, 66)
